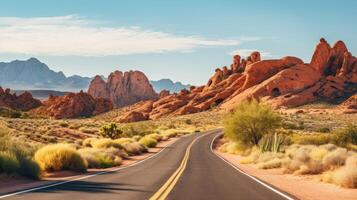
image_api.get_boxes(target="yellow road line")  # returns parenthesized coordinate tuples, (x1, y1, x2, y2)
(149, 134, 204, 200)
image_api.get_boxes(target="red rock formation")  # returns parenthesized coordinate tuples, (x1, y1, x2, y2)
(88, 75, 109, 99)
(33, 91, 113, 119)
(88, 70, 157, 107)
(117, 39, 357, 122)
(158, 90, 170, 98)
(0, 87, 42, 111)
(118, 111, 149, 123)
(310, 38, 331, 73)
(231, 55, 241, 73)
(339, 95, 357, 113)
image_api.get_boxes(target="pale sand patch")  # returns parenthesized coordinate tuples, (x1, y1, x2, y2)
(0, 137, 180, 195)
(215, 151, 357, 200)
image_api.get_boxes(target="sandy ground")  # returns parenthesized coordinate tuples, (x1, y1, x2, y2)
(215, 150, 357, 200)
(0, 137, 180, 195)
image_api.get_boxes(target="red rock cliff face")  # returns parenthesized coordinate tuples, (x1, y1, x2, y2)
(0, 87, 42, 111)
(32, 91, 113, 119)
(118, 38, 357, 123)
(88, 70, 157, 107)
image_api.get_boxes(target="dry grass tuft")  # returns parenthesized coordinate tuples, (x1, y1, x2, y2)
(34, 144, 87, 172)
(91, 139, 123, 149)
(78, 148, 122, 168)
(139, 136, 158, 148)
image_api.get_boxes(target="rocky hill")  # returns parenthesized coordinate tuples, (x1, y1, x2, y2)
(32, 91, 113, 119)
(88, 70, 157, 107)
(0, 87, 42, 111)
(118, 38, 357, 122)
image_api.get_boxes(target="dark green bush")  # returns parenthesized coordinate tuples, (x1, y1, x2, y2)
(0, 107, 22, 118)
(99, 123, 123, 139)
(317, 127, 331, 133)
(332, 124, 357, 146)
(0, 135, 41, 179)
(223, 100, 282, 146)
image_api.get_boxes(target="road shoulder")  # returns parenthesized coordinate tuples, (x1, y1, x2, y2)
(213, 139, 357, 200)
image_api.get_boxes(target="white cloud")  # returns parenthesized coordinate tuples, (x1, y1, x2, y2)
(0, 15, 257, 56)
(229, 49, 274, 58)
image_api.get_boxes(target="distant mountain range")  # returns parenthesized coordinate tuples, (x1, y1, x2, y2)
(0, 58, 91, 91)
(150, 79, 190, 93)
(0, 58, 190, 94)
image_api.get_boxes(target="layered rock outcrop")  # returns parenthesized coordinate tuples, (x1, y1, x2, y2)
(0, 87, 42, 111)
(339, 95, 357, 114)
(88, 71, 157, 107)
(119, 38, 356, 122)
(33, 91, 113, 119)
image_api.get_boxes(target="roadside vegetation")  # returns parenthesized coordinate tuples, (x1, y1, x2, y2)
(220, 100, 357, 188)
(0, 124, 41, 179)
(0, 109, 213, 179)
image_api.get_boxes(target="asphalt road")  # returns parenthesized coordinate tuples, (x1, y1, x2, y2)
(1, 130, 295, 200)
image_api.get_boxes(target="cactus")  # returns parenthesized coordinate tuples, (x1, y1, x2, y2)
(259, 132, 285, 152)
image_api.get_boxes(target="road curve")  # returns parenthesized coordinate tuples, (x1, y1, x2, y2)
(1, 130, 295, 200)
(166, 132, 295, 200)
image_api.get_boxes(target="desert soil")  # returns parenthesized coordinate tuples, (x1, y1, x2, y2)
(215, 150, 357, 200)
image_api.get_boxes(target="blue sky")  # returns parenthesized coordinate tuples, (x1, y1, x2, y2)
(0, 0, 356, 85)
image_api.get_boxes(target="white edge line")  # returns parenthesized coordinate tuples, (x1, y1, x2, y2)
(0, 135, 185, 199)
(210, 133, 296, 200)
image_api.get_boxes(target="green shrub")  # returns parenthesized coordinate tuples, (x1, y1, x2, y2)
(34, 144, 87, 172)
(99, 123, 123, 139)
(223, 100, 282, 146)
(332, 124, 357, 146)
(0, 107, 22, 118)
(259, 132, 286, 153)
(0, 151, 20, 174)
(139, 136, 158, 148)
(0, 135, 41, 179)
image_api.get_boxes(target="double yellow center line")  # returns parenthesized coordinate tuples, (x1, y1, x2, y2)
(149, 134, 204, 200)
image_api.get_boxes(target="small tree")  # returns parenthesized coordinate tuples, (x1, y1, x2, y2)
(223, 100, 282, 146)
(99, 123, 123, 139)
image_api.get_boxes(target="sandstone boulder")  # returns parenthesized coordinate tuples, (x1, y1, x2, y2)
(118, 111, 149, 123)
